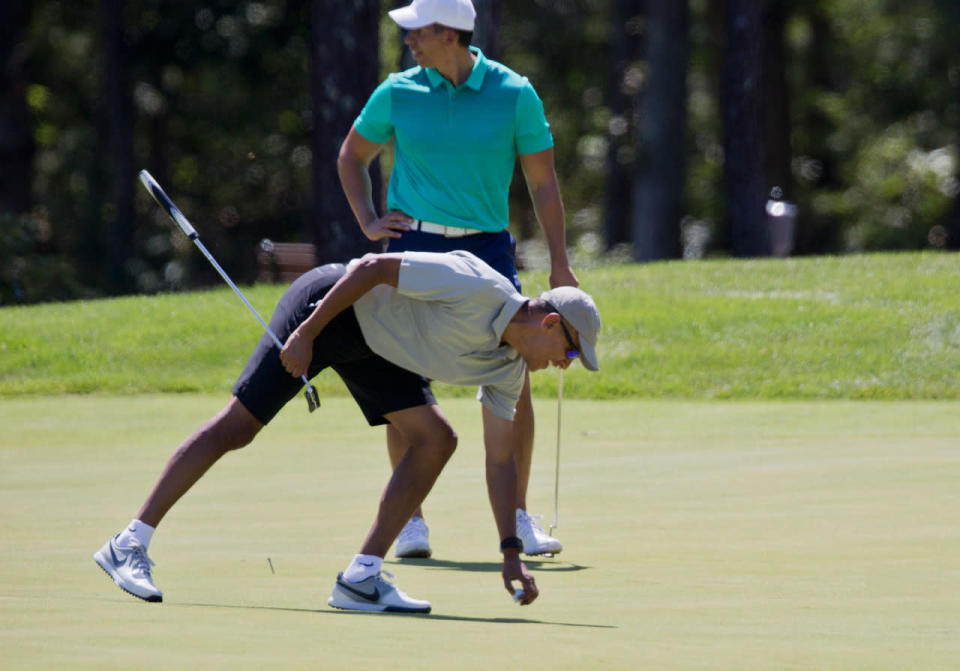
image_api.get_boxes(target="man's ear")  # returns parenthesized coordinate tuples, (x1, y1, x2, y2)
(541, 312, 562, 330)
(440, 26, 458, 44)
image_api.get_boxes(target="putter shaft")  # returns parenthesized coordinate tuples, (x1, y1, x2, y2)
(549, 369, 562, 536)
(138, 169, 319, 412)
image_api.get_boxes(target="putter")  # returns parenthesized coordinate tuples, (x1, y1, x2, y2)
(543, 368, 562, 557)
(138, 169, 320, 412)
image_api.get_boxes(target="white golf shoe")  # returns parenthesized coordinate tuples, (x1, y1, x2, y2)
(394, 516, 432, 558)
(516, 509, 563, 556)
(94, 534, 163, 602)
(328, 571, 431, 613)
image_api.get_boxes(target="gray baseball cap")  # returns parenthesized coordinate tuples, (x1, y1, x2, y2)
(539, 286, 602, 371)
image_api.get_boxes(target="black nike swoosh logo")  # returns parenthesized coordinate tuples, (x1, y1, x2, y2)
(338, 578, 380, 602)
(358, 561, 374, 567)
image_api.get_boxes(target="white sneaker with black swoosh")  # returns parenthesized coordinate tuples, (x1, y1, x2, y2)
(328, 570, 431, 613)
(94, 534, 163, 602)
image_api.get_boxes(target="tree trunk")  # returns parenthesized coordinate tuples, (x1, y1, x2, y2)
(472, 0, 502, 60)
(948, 79, 960, 249)
(632, 0, 687, 261)
(792, 4, 839, 253)
(945, 3, 960, 250)
(100, 0, 136, 293)
(310, 0, 380, 264)
(604, 0, 643, 250)
(723, 0, 769, 257)
(0, 0, 35, 214)
(762, 0, 792, 200)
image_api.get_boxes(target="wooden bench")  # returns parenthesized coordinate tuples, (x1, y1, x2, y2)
(256, 239, 318, 283)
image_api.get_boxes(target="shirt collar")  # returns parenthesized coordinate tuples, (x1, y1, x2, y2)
(424, 47, 488, 91)
(491, 293, 526, 343)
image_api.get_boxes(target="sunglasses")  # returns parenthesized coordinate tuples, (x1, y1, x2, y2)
(545, 302, 580, 360)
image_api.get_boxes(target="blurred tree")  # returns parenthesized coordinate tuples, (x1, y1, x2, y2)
(472, 0, 502, 59)
(499, 2, 609, 258)
(953, 42, 960, 249)
(762, 0, 792, 201)
(682, 0, 724, 257)
(723, 0, 769, 256)
(99, 0, 136, 294)
(604, 0, 642, 250)
(787, 0, 843, 253)
(310, 0, 380, 262)
(937, 0, 960, 248)
(633, 0, 687, 261)
(0, 0, 35, 214)
(10, 0, 960, 304)
(793, 1, 956, 253)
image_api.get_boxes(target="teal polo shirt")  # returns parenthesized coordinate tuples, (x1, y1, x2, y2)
(354, 47, 554, 233)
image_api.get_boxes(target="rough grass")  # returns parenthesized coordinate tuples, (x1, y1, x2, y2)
(3, 252, 960, 399)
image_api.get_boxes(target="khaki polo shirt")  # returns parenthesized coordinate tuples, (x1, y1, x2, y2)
(351, 251, 527, 420)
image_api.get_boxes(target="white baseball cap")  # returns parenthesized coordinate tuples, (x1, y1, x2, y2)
(539, 286, 602, 371)
(388, 0, 476, 32)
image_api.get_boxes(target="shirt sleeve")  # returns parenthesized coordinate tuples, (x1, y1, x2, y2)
(354, 76, 394, 144)
(477, 378, 523, 422)
(514, 80, 554, 155)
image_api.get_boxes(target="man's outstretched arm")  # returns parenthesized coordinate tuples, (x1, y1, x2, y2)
(519, 147, 578, 290)
(279, 253, 402, 378)
(482, 404, 539, 605)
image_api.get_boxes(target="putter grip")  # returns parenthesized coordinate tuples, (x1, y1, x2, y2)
(138, 170, 198, 239)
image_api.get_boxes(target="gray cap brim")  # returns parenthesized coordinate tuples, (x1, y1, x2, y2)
(578, 337, 599, 371)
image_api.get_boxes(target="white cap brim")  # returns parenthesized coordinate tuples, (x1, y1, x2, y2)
(388, 6, 433, 30)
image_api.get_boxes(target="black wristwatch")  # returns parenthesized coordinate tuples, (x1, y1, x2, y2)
(500, 535, 523, 552)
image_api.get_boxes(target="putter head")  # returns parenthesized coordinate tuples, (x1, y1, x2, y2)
(304, 385, 320, 412)
(543, 524, 557, 558)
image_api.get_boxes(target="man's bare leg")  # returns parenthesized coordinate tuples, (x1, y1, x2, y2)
(137, 397, 263, 527)
(360, 404, 457, 557)
(95, 396, 263, 602)
(386, 423, 424, 520)
(330, 407, 452, 613)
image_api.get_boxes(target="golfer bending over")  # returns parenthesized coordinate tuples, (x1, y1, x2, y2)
(95, 250, 600, 613)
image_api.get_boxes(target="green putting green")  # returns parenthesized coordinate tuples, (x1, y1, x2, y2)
(2, 395, 957, 669)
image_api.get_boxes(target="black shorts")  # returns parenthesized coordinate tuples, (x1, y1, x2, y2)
(232, 263, 435, 426)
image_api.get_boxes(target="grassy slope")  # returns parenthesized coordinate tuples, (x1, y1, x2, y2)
(2, 252, 959, 398)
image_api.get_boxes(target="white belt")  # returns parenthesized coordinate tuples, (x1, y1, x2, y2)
(413, 219, 482, 238)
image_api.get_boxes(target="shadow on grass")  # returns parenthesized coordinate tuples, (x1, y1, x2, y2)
(386, 558, 591, 573)
(170, 601, 614, 628)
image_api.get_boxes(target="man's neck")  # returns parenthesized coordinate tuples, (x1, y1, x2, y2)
(500, 305, 532, 350)
(435, 47, 476, 88)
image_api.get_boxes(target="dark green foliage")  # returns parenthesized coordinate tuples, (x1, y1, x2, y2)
(2, 0, 959, 301)
(24, 0, 316, 299)
(0, 213, 90, 305)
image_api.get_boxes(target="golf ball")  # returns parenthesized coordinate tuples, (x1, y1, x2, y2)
(512, 588, 525, 602)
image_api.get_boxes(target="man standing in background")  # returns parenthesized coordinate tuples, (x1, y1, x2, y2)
(337, 0, 578, 559)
